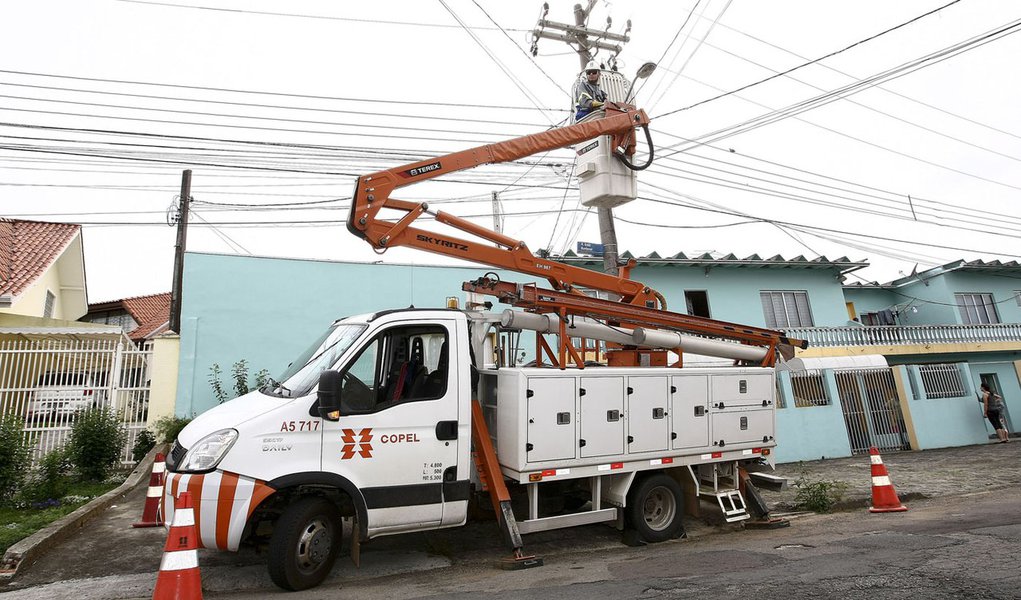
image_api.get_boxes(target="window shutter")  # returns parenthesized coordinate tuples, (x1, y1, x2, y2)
(760, 292, 778, 328)
(793, 292, 814, 327)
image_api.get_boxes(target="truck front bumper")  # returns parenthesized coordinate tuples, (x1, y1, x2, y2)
(163, 470, 276, 551)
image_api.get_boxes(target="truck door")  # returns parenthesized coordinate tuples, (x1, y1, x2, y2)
(321, 319, 466, 534)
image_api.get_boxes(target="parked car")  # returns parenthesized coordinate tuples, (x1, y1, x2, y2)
(28, 371, 108, 421)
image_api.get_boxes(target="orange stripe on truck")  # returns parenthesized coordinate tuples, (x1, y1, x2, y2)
(215, 472, 240, 550)
(247, 480, 275, 520)
(187, 474, 205, 548)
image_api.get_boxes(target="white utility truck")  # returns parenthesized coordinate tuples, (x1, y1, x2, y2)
(163, 103, 804, 591)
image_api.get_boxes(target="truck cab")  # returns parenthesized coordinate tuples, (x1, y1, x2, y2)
(164, 309, 473, 590)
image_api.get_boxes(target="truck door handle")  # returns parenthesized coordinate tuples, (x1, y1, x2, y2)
(435, 420, 458, 441)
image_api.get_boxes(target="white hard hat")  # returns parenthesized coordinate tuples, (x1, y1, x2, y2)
(585, 60, 600, 72)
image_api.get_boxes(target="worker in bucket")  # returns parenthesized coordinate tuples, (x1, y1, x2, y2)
(573, 60, 607, 122)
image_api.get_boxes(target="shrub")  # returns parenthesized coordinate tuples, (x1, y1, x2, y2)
(793, 474, 848, 513)
(210, 359, 270, 402)
(0, 415, 31, 504)
(67, 408, 127, 482)
(22, 447, 73, 502)
(153, 415, 192, 444)
(132, 429, 157, 462)
(209, 363, 228, 404)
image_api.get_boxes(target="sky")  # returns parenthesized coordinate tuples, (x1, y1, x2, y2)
(2, 0, 1020, 302)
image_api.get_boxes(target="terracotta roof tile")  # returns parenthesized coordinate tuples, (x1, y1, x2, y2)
(0, 219, 81, 298)
(121, 292, 171, 341)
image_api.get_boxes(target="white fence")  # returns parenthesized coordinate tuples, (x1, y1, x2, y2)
(0, 337, 152, 467)
(786, 322, 1021, 348)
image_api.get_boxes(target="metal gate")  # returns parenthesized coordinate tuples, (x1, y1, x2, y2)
(0, 337, 152, 467)
(834, 367, 910, 455)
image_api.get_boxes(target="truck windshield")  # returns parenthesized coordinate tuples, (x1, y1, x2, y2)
(264, 322, 366, 398)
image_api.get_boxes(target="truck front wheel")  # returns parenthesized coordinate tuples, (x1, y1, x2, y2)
(626, 473, 684, 543)
(268, 496, 342, 591)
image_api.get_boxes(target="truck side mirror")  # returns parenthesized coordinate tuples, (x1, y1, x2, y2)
(317, 370, 343, 421)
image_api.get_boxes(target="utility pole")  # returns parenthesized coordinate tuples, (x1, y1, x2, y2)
(491, 190, 503, 238)
(532, 1, 632, 276)
(169, 169, 192, 334)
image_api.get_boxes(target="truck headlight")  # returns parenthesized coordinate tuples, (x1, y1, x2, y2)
(179, 429, 238, 472)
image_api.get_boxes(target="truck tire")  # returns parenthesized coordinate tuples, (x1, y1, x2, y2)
(626, 473, 684, 543)
(267, 496, 342, 591)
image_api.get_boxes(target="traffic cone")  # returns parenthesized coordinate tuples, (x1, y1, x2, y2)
(868, 447, 907, 513)
(152, 491, 203, 600)
(133, 453, 166, 528)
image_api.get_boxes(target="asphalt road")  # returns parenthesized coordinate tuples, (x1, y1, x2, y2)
(223, 488, 1020, 600)
(3, 486, 1017, 599)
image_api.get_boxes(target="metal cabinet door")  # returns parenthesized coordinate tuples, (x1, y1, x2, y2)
(527, 377, 577, 463)
(671, 374, 710, 450)
(711, 408, 774, 447)
(711, 373, 773, 408)
(578, 377, 625, 458)
(627, 376, 669, 453)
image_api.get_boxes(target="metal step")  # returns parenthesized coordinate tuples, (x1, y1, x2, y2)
(715, 490, 750, 523)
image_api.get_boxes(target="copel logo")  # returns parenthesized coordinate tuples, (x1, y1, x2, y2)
(341, 428, 373, 459)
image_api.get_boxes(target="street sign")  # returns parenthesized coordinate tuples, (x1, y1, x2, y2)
(577, 241, 604, 256)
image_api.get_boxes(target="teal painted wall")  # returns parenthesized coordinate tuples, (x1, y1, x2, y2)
(774, 372, 852, 463)
(841, 287, 898, 322)
(941, 271, 1021, 324)
(178, 253, 852, 415)
(901, 364, 990, 449)
(857, 270, 1021, 327)
(883, 351, 1020, 435)
(176, 252, 535, 415)
(634, 266, 850, 327)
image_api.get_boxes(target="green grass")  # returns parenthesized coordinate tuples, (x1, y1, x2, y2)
(0, 480, 121, 555)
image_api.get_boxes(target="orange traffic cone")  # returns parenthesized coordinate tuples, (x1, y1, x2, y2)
(133, 453, 166, 528)
(152, 491, 203, 600)
(868, 447, 907, 513)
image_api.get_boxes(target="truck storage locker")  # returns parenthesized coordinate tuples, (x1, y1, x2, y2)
(626, 375, 670, 453)
(578, 376, 625, 458)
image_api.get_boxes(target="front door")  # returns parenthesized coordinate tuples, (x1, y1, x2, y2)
(321, 319, 463, 534)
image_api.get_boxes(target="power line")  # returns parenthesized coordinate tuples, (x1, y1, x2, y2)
(0, 69, 566, 113)
(470, 0, 570, 98)
(114, 0, 530, 31)
(701, 16, 1021, 143)
(654, 0, 962, 118)
(437, 0, 559, 125)
(697, 39, 1021, 166)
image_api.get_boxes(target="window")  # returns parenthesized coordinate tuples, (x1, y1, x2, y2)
(43, 290, 55, 318)
(955, 293, 999, 324)
(339, 324, 449, 414)
(684, 290, 711, 318)
(789, 370, 830, 407)
(86, 310, 138, 331)
(1014, 291, 1021, 307)
(918, 363, 965, 399)
(760, 291, 814, 328)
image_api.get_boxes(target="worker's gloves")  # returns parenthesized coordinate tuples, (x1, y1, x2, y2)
(592, 101, 604, 109)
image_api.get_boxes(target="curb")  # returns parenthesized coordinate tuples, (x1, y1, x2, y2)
(0, 444, 167, 581)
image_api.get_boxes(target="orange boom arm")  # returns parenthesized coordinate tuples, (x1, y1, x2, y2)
(347, 103, 658, 306)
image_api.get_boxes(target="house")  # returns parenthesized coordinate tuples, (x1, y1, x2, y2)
(0, 218, 87, 320)
(784, 259, 1021, 456)
(82, 292, 172, 346)
(0, 219, 166, 466)
(173, 250, 1018, 464)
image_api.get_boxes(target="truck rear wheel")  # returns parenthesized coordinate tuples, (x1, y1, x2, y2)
(626, 473, 684, 543)
(268, 496, 342, 591)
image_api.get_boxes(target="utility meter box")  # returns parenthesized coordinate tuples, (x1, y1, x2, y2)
(577, 135, 638, 209)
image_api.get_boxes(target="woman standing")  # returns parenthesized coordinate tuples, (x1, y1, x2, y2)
(980, 383, 1011, 443)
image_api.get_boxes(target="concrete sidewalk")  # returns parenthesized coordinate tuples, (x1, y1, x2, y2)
(2, 440, 1017, 598)
(769, 439, 1020, 511)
